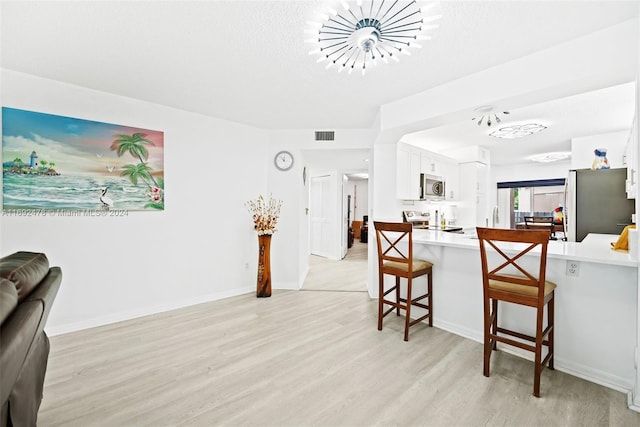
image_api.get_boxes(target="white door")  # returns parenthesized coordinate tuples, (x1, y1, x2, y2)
(310, 175, 332, 257)
(341, 177, 348, 259)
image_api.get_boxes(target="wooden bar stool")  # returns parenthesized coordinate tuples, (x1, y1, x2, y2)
(374, 221, 433, 341)
(524, 215, 557, 240)
(476, 227, 556, 397)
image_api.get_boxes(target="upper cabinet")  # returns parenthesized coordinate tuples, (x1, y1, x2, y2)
(396, 142, 459, 201)
(457, 161, 491, 227)
(420, 152, 437, 175)
(396, 143, 422, 200)
(437, 155, 459, 201)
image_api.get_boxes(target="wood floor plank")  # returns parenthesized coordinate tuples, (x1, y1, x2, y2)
(38, 248, 640, 426)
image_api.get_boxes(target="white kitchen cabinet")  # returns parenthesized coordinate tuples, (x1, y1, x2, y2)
(440, 157, 459, 201)
(397, 142, 460, 201)
(457, 161, 490, 227)
(396, 143, 422, 200)
(421, 152, 438, 175)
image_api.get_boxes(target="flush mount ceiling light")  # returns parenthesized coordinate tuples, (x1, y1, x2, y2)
(305, 0, 442, 75)
(528, 152, 571, 163)
(490, 123, 548, 139)
(472, 105, 510, 127)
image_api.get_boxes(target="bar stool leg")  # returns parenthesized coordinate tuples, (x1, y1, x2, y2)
(492, 299, 498, 351)
(404, 277, 412, 342)
(427, 272, 433, 327)
(395, 276, 401, 316)
(483, 297, 492, 377)
(533, 305, 545, 397)
(548, 295, 555, 370)
(378, 272, 384, 331)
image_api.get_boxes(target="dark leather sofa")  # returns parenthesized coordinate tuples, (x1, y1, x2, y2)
(1, 252, 62, 427)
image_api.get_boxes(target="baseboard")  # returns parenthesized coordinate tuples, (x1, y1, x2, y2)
(488, 344, 633, 393)
(553, 357, 633, 394)
(46, 286, 253, 336)
(274, 281, 301, 290)
(628, 391, 640, 413)
(412, 310, 634, 394)
(433, 318, 483, 344)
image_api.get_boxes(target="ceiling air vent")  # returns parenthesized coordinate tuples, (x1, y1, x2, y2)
(314, 131, 335, 141)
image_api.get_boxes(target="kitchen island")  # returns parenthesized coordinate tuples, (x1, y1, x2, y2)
(406, 229, 638, 403)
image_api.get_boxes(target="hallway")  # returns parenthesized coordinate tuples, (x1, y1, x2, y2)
(302, 241, 368, 292)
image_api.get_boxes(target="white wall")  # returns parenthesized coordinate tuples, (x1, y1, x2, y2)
(492, 160, 572, 184)
(269, 129, 374, 273)
(346, 178, 368, 223)
(571, 130, 630, 169)
(265, 140, 305, 288)
(632, 10, 640, 410)
(0, 74, 377, 336)
(1, 70, 270, 335)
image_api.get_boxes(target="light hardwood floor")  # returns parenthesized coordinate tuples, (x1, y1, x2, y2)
(302, 241, 368, 292)
(39, 246, 640, 426)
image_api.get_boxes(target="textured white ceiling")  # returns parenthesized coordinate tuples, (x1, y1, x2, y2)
(2, 0, 639, 172)
(2, 0, 638, 132)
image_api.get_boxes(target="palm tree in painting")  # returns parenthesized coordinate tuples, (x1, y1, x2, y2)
(119, 163, 164, 210)
(111, 133, 151, 158)
(120, 163, 155, 187)
(111, 132, 163, 209)
(110, 133, 158, 185)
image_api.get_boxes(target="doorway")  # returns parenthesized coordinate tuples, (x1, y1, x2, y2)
(304, 174, 369, 292)
(302, 242, 368, 292)
(310, 175, 332, 258)
(302, 149, 370, 292)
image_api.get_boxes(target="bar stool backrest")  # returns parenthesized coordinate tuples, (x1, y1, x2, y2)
(476, 227, 551, 305)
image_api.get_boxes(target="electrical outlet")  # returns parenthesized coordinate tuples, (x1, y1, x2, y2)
(566, 260, 580, 277)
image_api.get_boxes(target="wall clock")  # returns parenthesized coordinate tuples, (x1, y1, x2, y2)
(274, 150, 294, 171)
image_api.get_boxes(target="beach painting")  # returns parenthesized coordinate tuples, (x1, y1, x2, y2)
(2, 107, 164, 212)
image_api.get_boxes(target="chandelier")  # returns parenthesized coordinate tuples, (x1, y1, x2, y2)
(305, 1, 442, 75)
(472, 105, 510, 127)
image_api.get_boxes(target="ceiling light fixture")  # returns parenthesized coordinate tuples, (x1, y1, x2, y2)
(529, 152, 571, 163)
(472, 105, 510, 127)
(490, 123, 548, 139)
(306, 1, 442, 75)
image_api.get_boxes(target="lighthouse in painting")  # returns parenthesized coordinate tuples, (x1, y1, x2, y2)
(30, 151, 38, 168)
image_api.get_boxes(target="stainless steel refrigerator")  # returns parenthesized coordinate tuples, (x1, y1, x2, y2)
(565, 168, 635, 242)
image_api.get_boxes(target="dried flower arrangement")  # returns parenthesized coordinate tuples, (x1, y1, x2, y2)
(245, 195, 283, 235)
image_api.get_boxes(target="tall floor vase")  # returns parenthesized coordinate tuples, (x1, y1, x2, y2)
(256, 234, 272, 298)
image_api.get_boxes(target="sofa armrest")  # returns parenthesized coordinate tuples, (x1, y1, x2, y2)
(0, 278, 18, 325)
(0, 252, 50, 302)
(23, 267, 62, 337)
(0, 301, 43, 404)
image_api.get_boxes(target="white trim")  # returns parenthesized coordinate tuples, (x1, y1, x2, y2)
(45, 287, 252, 336)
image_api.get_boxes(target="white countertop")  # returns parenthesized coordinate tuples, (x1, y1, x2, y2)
(413, 230, 638, 267)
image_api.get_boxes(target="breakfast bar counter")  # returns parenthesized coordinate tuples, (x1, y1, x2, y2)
(413, 230, 638, 267)
(405, 229, 638, 405)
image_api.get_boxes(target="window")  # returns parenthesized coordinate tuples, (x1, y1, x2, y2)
(497, 179, 565, 228)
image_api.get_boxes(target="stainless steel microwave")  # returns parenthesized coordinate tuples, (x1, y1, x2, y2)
(421, 174, 446, 199)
